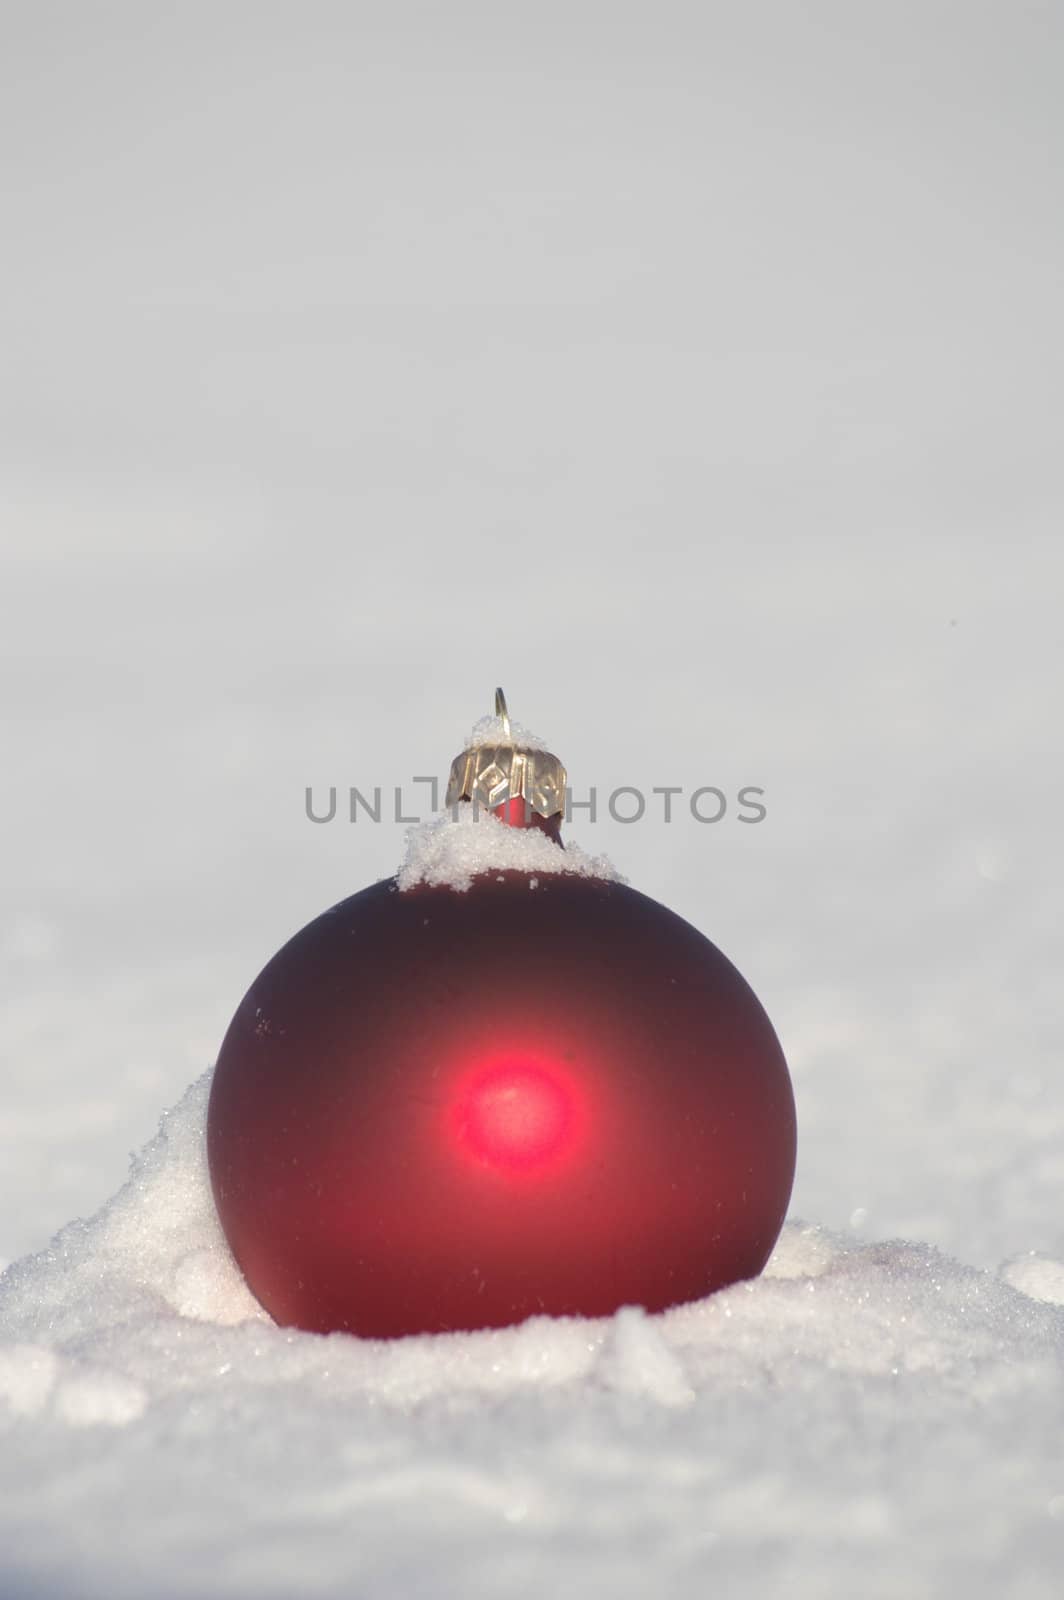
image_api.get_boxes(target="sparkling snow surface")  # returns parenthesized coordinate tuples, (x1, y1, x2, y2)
(2, 1076, 1064, 1600)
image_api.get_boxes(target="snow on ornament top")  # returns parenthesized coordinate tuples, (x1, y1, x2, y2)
(465, 711, 550, 752)
(397, 805, 624, 893)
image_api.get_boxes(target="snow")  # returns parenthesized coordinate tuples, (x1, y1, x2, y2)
(464, 711, 550, 753)
(2, 1075, 1064, 1598)
(396, 806, 623, 892)
(999, 1254, 1064, 1309)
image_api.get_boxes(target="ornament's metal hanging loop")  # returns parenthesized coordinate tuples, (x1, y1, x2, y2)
(495, 687, 512, 742)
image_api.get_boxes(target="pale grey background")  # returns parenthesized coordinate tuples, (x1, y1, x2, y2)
(2, 1, 1062, 1268)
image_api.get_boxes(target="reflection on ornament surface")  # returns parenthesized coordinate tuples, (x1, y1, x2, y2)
(451, 1058, 585, 1174)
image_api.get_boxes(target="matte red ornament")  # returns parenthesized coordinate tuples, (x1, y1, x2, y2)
(208, 693, 796, 1339)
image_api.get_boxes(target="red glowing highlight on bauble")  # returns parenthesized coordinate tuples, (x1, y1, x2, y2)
(451, 1058, 584, 1173)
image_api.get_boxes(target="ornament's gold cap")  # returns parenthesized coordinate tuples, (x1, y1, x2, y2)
(445, 688, 567, 819)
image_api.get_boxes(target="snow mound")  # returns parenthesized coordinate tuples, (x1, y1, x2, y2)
(397, 805, 623, 892)
(2, 1076, 1064, 1599)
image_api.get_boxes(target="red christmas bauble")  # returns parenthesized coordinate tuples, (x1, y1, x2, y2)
(208, 876, 797, 1338)
(208, 696, 796, 1338)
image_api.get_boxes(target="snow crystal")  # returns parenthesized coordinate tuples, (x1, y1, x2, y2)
(2, 1074, 1064, 1598)
(397, 805, 624, 893)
